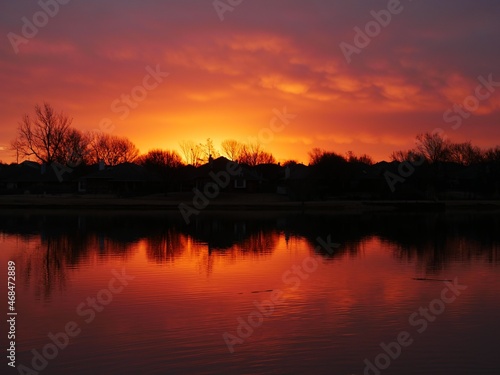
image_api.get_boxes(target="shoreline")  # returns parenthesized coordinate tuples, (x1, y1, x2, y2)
(0, 194, 499, 213)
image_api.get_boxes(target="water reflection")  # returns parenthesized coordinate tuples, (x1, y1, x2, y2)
(1, 211, 500, 374)
(1, 212, 499, 299)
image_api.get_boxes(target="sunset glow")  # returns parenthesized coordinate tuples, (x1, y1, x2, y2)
(1, 1, 500, 163)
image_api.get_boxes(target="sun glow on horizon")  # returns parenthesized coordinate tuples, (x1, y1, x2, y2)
(1, 1, 499, 164)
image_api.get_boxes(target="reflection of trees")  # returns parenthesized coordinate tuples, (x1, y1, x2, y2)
(1, 212, 500, 297)
(280, 212, 500, 270)
(183, 217, 279, 255)
(236, 230, 278, 255)
(388, 214, 500, 273)
(146, 229, 188, 263)
(16, 228, 93, 301)
(2, 214, 177, 300)
(23, 236, 72, 300)
(191, 231, 280, 276)
(144, 216, 281, 265)
(392, 237, 500, 275)
(171, 216, 280, 276)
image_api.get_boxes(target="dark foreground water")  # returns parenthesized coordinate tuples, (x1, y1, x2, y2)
(1, 211, 499, 375)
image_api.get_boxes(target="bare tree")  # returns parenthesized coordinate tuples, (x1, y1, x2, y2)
(448, 142, 484, 166)
(484, 146, 500, 162)
(221, 139, 242, 161)
(238, 143, 276, 166)
(308, 148, 346, 166)
(282, 159, 298, 167)
(136, 149, 184, 169)
(257, 151, 276, 165)
(10, 138, 22, 164)
(179, 140, 202, 166)
(308, 147, 325, 165)
(389, 150, 425, 164)
(87, 132, 139, 166)
(415, 132, 451, 163)
(199, 138, 219, 163)
(391, 150, 413, 163)
(55, 128, 89, 167)
(179, 140, 192, 165)
(346, 151, 374, 165)
(239, 143, 261, 166)
(11, 103, 72, 164)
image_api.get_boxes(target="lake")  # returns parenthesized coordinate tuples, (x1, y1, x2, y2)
(1, 211, 499, 375)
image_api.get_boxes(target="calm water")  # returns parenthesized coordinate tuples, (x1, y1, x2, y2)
(1, 211, 499, 375)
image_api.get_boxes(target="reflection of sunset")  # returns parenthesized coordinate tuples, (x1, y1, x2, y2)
(2, 212, 500, 374)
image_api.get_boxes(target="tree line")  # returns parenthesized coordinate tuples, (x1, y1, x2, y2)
(390, 132, 500, 165)
(7, 103, 500, 170)
(10, 103, 139, 166)
(8, 103, 281, 168)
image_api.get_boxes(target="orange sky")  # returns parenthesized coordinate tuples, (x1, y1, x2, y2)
(1, 0, 500, 164)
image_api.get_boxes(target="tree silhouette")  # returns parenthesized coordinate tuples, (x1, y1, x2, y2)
(238, 142, 275, 166)
(416, 132, 451, 163)
(221, 139, 242, 161)
(199, 138, 219, 162)
(485, 146, 500, 162)
(55, 128, 88, 167)
(448, 141, 484, 166)
(136, 149, 184, 169)
(390, 149, 423, 163)
(87, 132, 139, 165)
(283, 159, 298, 167)
(179, 140, 202, 166)
(346, 151, 374, 165)
(308, 148, 346, 166)
(11, 103, 72, 164)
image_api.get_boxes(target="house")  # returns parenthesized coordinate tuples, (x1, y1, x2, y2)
(277, 163, 311, 199)
(79, 162, 161, 195)
(252, 163, 283, 193)
(0, 161, 77, 194)
(233, 167, 262, 192)
(354, 161, 396, 199)
(192, 156, 264, 193)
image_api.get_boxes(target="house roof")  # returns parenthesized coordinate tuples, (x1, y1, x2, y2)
(192, 156, 233, 177)
(0, 162, 39, 182)
(0, 161, 75, 183)
(355, 161, 398, 180)
(192, 157, 266, 182)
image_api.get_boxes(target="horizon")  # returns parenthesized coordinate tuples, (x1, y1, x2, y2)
(1, 1, 500, 164)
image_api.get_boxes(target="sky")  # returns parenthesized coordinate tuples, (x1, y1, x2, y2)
(1, 0, 500, 164)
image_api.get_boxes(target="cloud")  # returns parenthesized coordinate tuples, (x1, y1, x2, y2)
(0, 0, 499, 163)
